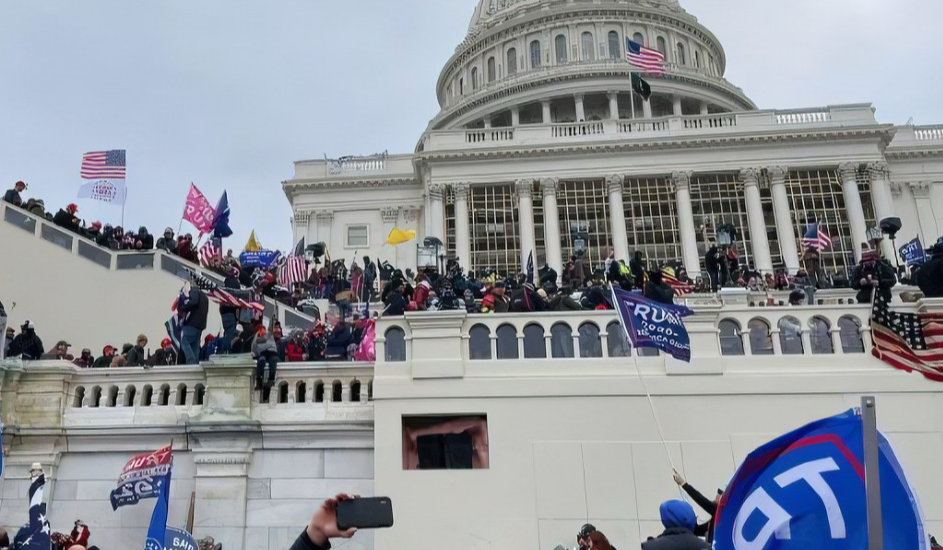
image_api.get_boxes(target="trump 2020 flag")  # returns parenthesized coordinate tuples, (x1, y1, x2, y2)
(110, 445, 173, 510)
(164, 526, 197, 550)
(144, 469, 172, 550)
(899, 237, 927, 267)
(78, 150, 127, 205)
(714, 409, 929, 550)
(183, 183, 216, 235)
(611, 287, 693, 361)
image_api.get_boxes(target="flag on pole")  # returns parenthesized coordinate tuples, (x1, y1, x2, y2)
(110, 445, 173, 510)
(611, 287, 694, 361)
(244, 230, 263, 252)
(278, 239, 309, 288)
(714, 409, 929, 550)
(626, 39, 666, 74)
(871, 294, 943, 382)
(899, 237, 927, 267)
(801, 221, 833, 251)
(385, 227, 416, 246)
(143, 468, 172, 550)
(16, 474, 51, 550)
(631, 73, 652, 100)
(293, 236, 306, 258)
(164, 527, 198, 550)
(186, 269, 265, 312)
(526, 250, 535, 285)
(661, 267, 694, 297)
(198, 239, 222, 267)
(211, 191, 232, 239)
(183, 184, 216, 235)
(78, 150, 127, 205)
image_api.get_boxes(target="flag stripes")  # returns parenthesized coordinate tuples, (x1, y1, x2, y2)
(871, 295, 943, 382)
(626, 39, 666, 74)
(81, 150, 126, 179)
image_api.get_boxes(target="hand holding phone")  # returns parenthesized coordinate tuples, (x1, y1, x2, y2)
(337, 497, 394, 531)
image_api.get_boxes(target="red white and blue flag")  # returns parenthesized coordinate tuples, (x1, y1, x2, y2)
(199, 239, 222, 267)
(79, 150, 127, 205)
(626, 39, 666, 74)
(802, 222, 833, 252)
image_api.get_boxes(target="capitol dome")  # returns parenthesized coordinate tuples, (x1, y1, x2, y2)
(430, 0, 755, 131)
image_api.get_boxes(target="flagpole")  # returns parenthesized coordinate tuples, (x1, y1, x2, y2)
(861, 396, 885, 550)
(629, 70, 636, 120)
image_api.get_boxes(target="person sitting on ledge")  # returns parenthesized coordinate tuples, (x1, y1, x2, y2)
(53, 203, 82, 234)
(91, 345, 116, 368)
(8, 321, 44, 361)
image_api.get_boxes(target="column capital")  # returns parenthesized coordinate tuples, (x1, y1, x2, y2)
(452, 182, 470, 200)
(889, 181, 903, 198)
(515, 179, 534, 198)
(402, 206, 421, 222)
(380, 207, 399, 223)
(539, 177, 559, 193)
(607, 90, 619, 99)
(740, 168, 760, 188)
(541, 98, 552, 106)
(315, 210, 334, 222)
(574, 92, 585, 101)
(427, 183, 446, 200)
(293, 211, 310, 224)
(670, 171, 693, 191)
(839, 162, 859, 182)
(606, 174, 624, 194)
(867, 161, 889, 178)
(766, 166, 788, 183)
(909, 181, 932, 199)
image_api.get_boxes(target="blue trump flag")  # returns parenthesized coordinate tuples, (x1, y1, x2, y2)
(212, 190, 232, 240)
(144, 469, 172, 550)
(164, 526, 197, 550)
(239, 250, 282, 269)
(899, 237, 927, 267)
(714, 409, 928, 550)
(611, 287, 693, 361)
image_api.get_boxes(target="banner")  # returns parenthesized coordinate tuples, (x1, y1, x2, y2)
(78, 178, 127, 205)
(611, 287, 694, 362)
(183, 184, 216, 235)
(714, 409, 928, 550)
(899, 237, 927, 267)
(144, 469, 172, 550)
(164, 527, 198, 550)
(239, 250, 281, 269)
(110, 445, 173, 510)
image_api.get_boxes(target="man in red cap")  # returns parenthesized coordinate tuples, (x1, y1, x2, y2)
(2, 181, 26, 207)
(53, 203, 82, 234)
(91, 345, 116, 368)
(84, 220, 103, 241)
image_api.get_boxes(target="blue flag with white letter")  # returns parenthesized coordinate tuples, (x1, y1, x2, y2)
(611, 287, 693, 361)
(164, 526, 197, 550)
(714, 409, 928, 550)
(899, 237, 927, 267)
(144, 469, 172, 550)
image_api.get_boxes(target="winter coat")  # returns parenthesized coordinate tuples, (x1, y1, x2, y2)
(253, 334, 278, 357)
(70, 525, 90, 547)
(481, 290, 510, 313)
(219, 275, 242, 315)
(136, 228, 154, 250)
(917, 257, 943, 298)
(91, 355, 113, 368)
(53, 209, 81, 234)
(851, 260, 897, 304)
(179, 289, 209, 330)
(285, 341, 306, 362)
(641, 528, 709, 550)
(3, 188, 22, 207)
(287, 528, 329, 550)
(126, 345, 147, 367)
(9, 332, 44, 360)
(645, 281, 676, 305)
(325, 325, 353, 358)
(384, 291, 407, 316)
(156, 235, 176, 253)
(683, 483, 717, 543)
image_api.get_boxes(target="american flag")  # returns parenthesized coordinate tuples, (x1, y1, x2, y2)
(199, 239, 222, 267)
(662, 268, 695, 297)
(186, 269, 265, 312)
(801, 222, 833, 252)
(81, 150, 126, 179)
(278, 256, 309, 288)
(871, 295, 943, 382)
(626, 39, 666, 74)
(20, 474, 51, 550)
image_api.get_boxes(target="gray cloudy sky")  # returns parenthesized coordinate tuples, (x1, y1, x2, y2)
(1, 0, 940, 250)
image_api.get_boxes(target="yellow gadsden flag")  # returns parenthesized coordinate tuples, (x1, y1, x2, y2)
(244, 230, 263, 252)
(385, 227, 416, 246)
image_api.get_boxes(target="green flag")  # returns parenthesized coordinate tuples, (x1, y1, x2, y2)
(632, 73, 652, 101)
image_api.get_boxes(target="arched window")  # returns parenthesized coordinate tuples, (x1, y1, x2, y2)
(677, 42, 686, 65)
(839, 316, 865, 353)
(694, 50, 701, 68)
(176, 383, 188, 406)
(507, 47, 518, 75)
(141, 385, 153, 407)
(608, 31, 621, 59)
(719, 320, 744, 356)
(810, 317, 833, 354)
(277, 382, 289, 404)
(551, 323, 574, 358)
(469, 324, 492, 360)
(194, 384, 205, 406)
(332, 381, 343, 403)
(351, 380, 362, 402)
(385, 327, 406, 362)
(487, 56, 496, 83)
(124, 385, 137, 407)
(578, 323, 602, 358)
(523, 324, 547, 358)
(581, 32, 595, 61)
(314, 381, 325, 403)
(296, 381, 307, 404)
(748, 319, 774, 355)
(73, 386, 85, 408)
(530, 40, 542, 68)
(633, 32, 645, 46)
(779, 317, 804, 355)
(656, 36, 667, 58)
(496, 324, 519, 359)
(555, 34, 568, 64)
(471, 67, 479, 90)
(607, 322, 631, 357)
(459, 77, 464, 95)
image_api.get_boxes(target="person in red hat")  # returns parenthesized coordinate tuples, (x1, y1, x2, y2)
(53, 203, 82, 234)
(2, 180, 27, 207)
(84, 221, 103, 241)
(151, 338, 178, 366)
(91, 345, 116, 368)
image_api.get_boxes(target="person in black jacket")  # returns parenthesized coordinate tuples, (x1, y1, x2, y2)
(642, 500, 709, 550)
(135, 226, 154, 250)
(287, 494, 359, 550)
(645, 271, 675, 305)
(630, 251, 646, 290)
(219, 268, 241, 354)
(178, 286, 209, 364)
(126, 334, 149, 367)
(325, 322, 353, 360)
(156, 228, 176, 254)
(704, 245, 721, 292)
(383, 282, 408, 317)
(8, 321, 44, 360)
(850, 249, 897, 304)
(917, 244, 943, 298)
(673, 471, 719, 543)
(53, 203, 82, 234)
(2, 181, 26, 207)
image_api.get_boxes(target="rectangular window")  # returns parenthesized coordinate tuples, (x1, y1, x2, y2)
(402, 415, 489, 470)
(346, 224, 369, 248)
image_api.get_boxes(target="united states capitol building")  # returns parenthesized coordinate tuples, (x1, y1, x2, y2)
(2, 1, 943, 549)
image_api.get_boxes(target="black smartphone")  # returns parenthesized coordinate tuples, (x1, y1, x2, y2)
(336, 497, 394, 530)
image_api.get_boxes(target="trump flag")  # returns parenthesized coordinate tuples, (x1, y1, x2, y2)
(611, 287, 694, 361)
(714, 409, 928, 550)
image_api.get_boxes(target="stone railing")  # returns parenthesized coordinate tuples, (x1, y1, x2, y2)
(422, 104, 880, 152)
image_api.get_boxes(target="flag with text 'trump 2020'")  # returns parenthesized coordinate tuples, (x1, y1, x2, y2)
(611, 287, 693, 362)
(713, 409, 929, 550)
(110, 445, 173, 510)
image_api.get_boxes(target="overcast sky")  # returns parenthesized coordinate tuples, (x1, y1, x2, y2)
(1, 0, 940, 250)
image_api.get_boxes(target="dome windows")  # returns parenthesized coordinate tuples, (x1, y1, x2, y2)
(555, 34, 568, 64)
(471, 67, 479, 90)
(608, 31, 621, 59)
(677, 42, 686, 65)
(530, 40, 542, 68)
(507, 47, 517, 75)
(656, 36, 667, 58)
(487, 56, 496, 83)
(633, 32, 645, 46)
(581, 31, 595, 61)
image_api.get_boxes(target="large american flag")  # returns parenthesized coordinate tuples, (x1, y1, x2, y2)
(186, 269, 265, 312)
(199, 239, 222, 267)
(871, 295, 943, 382)
(278, 256, 309, 288)
(81, 150, 126, 179)
(662, 269, 695, 297)
(626, 39, 666, 74)
(801, 222, 833, 252)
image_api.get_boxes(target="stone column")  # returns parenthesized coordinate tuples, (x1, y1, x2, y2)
(452, 183, 472, 269)
(607, 91, 620, 120)
(483, 118, 492, 129)
(699, 101, 709, 115)
(910, 182, 939, 241)
(741, 168, 773, 274)
(292, 212, 309, 246)
(516, 179, 537, 272)
(768, 166, 800, 274)
(867, 162, 897, 260)
(642, 98, 652, 119)
(315, 211, 334, 253)
(606, 174, 630, 262)
(575, 94, 585, 121)
(542, 100, 552, 123)
(672, 171, 701, 276)
(511, 106, 520, 126)
(428, 183, 446, 241)
(839, 163, 868, 261)
(541, 177, 563, 280)
(672, 95, 683, 116)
